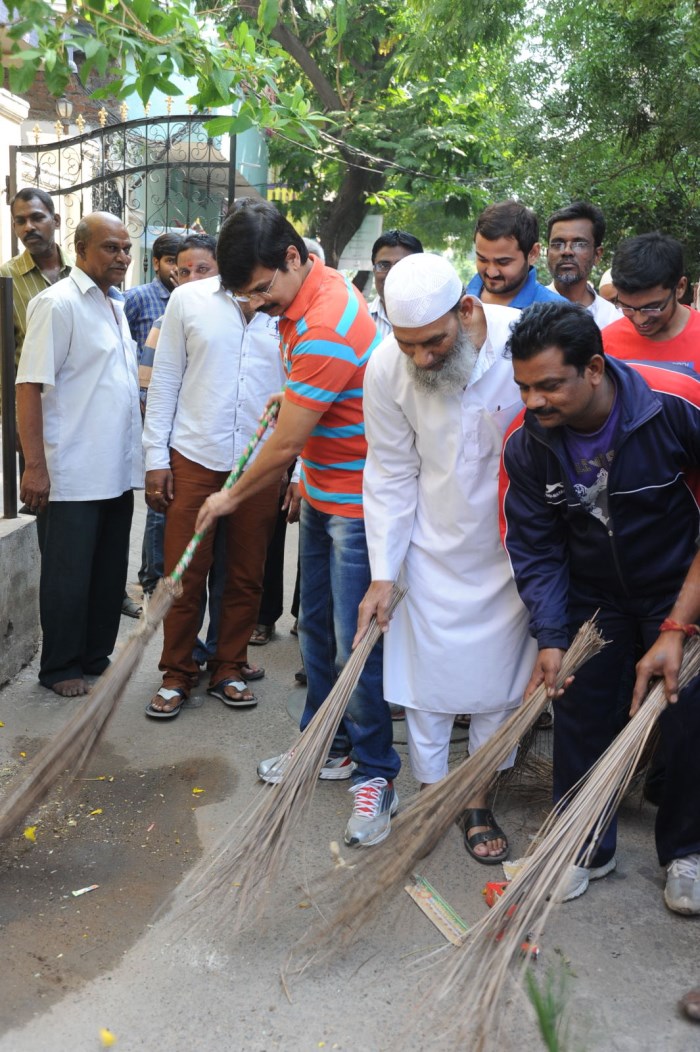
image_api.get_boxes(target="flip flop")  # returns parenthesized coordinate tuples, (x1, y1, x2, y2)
(207, 678, 257, 708)
(145, 687, 187, 719)
(240, 663, 265, 681)
(249, 624, 274, 646)
(460, 807, 509, 866)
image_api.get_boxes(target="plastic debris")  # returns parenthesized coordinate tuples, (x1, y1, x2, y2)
(71, 884, 99, 897)
(405, 874, 469, 946)
(23, 826, 37, 842)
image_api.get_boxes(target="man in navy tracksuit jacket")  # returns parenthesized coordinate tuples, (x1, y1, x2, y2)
(500, 301, 700, 912)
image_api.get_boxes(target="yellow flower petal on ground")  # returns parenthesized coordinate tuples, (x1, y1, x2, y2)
(23, 826, 37, 842)
(99, 1028, 117, 1046)
(89, 808, 103, 816)
(192, 787, 205, 795)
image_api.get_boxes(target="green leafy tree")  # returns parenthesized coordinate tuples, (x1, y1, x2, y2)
(2, 0, 522, 263)
(490, 0, 700, 273)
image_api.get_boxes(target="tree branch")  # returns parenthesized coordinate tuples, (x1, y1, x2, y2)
(238, 0, 345, 111)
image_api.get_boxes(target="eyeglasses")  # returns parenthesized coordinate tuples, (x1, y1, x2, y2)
(548, 239, 592, 252)
(615, 288, 676, 317)
(373, 261, 394, 274)
(232, 268, 279, 304)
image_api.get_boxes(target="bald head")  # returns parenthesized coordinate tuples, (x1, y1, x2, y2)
(75, 212, 132, 292)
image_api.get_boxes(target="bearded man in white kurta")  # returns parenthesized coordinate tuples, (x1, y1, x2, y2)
(356, 253, 536, 864)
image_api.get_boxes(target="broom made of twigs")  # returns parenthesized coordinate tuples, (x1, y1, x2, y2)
(428, 635, 700, 1052)
(170, 583, 407, 931)
(302, 618, 606, 953)
(0, 403, 280, 842)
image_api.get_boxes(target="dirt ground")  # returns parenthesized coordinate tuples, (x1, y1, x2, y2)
(0, 742, 232, 1030)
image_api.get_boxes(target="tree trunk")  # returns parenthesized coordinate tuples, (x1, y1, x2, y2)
(317, 162, 384, 269)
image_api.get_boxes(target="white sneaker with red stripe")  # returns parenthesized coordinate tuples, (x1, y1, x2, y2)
(344, 777, 399, 847)
(257, 751, 356, 785)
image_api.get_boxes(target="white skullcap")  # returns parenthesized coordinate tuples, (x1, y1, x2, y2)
(384, 253, 463, 328)
(599, 268, 613, 288)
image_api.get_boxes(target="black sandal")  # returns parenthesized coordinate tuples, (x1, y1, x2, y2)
(459, 807, 509, 866)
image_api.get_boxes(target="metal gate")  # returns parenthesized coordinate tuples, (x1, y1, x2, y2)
(9, 112, 239, 278)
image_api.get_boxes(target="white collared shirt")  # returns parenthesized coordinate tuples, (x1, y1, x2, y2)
(546, 282, 622, 329)
(16, 267, 142, 501)
(142, 276, 286, 473)
(368, 295, 392, 339)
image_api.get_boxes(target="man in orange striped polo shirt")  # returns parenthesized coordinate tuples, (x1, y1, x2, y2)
(196, 200, 401, 848)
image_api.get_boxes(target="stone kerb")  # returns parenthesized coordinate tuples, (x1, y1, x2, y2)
(0, 515, 39, 687)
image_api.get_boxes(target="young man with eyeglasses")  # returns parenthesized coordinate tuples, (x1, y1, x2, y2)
(368, 230, 423, 339)
(195, 199, 402, 848)
(545, 201, 621, 330)
(603, 233, 700, 369)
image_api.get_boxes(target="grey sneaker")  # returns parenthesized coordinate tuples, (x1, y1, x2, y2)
(555, 855, 617, 903)
(257, 751, 357, 785)
(344, 777, 399, 847)
(665, 854, 700, 915)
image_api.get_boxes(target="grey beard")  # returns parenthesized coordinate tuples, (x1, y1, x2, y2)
(404, 328, 479, 395)
(554, 267, 584, 287)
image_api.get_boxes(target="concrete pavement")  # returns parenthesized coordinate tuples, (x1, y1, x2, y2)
(0, 493, 698, 1052)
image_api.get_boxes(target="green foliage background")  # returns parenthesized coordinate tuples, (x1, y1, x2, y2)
(3, 0, 700, 271)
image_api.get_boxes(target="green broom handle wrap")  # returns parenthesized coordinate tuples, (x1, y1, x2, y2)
(169, 400, 281, 585)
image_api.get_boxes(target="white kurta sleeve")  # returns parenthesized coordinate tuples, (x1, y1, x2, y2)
(142, 292, 187, 472)
(363, 349, 420, 580)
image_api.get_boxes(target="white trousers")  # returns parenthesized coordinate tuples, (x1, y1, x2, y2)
(405, 705, 519, 785)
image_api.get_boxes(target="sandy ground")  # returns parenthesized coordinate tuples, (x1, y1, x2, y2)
(0, 493, 698, 1052)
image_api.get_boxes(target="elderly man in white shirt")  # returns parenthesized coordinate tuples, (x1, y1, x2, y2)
(355, 253, 536, 865)
(142, 273, 286, 717)
(16, 212, 142, 698)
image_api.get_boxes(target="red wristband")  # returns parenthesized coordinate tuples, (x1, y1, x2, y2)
(659, 619, 700, 636)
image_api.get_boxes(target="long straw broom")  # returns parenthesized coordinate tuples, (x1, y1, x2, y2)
(0, 404, 280, 841)
(303, 618, 606, 951)
(426, 635, 700, 1051)
(169, 583, 407, 931)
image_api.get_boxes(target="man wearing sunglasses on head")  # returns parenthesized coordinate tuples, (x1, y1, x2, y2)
(368, 229, 423, 339)
(603, 233, 700, 370)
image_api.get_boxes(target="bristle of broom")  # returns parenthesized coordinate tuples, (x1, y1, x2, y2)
(168, 584, 408, 933)
(427, 636, 700, 1050)
(0, 577, 179, 841)
(302, 618, 606, 953)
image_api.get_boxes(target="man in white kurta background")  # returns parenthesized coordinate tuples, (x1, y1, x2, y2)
(356, 253, 536, 864)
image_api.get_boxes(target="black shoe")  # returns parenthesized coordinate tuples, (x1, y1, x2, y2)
(294, 667, 307, 686)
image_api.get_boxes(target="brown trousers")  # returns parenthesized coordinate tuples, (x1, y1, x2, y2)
(160, 448, 280, 692)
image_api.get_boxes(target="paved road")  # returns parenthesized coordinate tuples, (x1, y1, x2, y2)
(0, 493, 697, 1051)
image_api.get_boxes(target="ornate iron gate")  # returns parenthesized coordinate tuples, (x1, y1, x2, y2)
(9, 112, 238, 277)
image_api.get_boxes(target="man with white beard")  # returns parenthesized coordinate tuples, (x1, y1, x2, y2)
(355, 253, 536, 863)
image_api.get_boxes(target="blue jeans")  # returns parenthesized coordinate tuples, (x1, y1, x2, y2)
(298, 502, 400, 782)
(139, 507, 164, 596)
